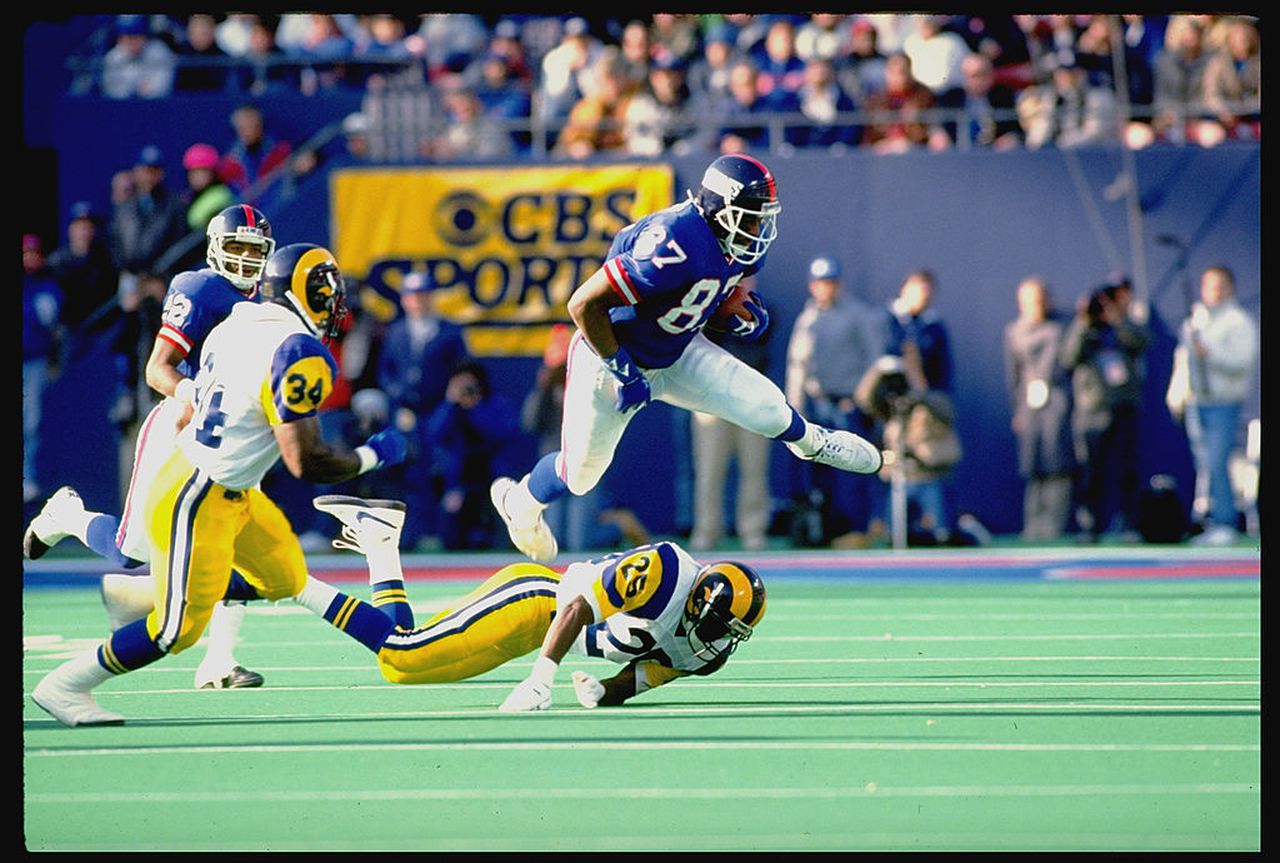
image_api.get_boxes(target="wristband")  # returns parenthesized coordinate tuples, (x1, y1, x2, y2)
(601, 347, 638, 382)
(174, 377, 196, 405)
(530, 654, 559, 687)
(354, 445, 380, 475)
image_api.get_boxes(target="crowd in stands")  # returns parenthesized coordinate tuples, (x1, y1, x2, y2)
(24, 13, 1260, 551)
(73, 13, 1261, 162)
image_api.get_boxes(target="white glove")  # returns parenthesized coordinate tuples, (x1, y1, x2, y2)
(572, 670, 605, 709)
(498, 677, 552, 712)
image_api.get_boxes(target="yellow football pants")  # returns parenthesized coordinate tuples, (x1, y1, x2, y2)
(145, 448, 307, 654)
(377, 563, 560, 685)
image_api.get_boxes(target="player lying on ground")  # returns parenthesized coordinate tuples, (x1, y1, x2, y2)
(299, 495, 767, 710)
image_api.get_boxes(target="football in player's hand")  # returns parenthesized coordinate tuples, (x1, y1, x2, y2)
(708, 283, 755, 329)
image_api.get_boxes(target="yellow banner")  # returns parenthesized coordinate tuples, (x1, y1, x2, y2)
(331, 163, 675, 356)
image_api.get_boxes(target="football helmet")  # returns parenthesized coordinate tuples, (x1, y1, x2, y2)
(683, 560, 767, 661)
(692, 154, 781, 267)
(206, 204, 276, 292)
(258, 243, 347, 340)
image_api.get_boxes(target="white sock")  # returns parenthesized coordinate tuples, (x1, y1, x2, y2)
(365, 546, 405, 586)
(57, 647, 117, 690)
(200, 601, 245, 670)
(294, 575, 340, 617)
(512, 476, 546, 517)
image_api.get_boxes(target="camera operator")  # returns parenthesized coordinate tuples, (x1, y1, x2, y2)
(1059, 277, 1151, 542)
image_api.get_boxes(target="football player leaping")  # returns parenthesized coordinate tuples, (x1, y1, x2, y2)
(490, 154, 887, 563)
(31, 244, 409, 727)
(24, 205, 284, 689)
(291, 494, 766, 711)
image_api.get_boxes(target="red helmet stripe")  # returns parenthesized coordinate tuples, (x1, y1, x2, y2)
(240, 204, 255, 227)
(736, 154, 776, 200)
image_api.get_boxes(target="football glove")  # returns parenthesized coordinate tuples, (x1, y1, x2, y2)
(498, 677, 552, 712)
(362, 428, 408, 470)
(601, 347, 651, 414)
(726, 291, 770, 341)
(571, 670, 605, 709)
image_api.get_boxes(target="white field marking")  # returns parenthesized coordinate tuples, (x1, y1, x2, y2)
(761, 612, 1260, 621)
(23, 783, 1258, 804)
(20, 702, 1261, 720)
(767, 632, 1259, 642)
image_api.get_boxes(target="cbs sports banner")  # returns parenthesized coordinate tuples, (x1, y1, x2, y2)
(331, 163, 674, 356)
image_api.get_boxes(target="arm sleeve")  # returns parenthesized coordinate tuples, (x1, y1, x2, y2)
(262, 333, 339, 425)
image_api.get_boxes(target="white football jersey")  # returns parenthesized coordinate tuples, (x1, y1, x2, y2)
(178, 302, 337, 491)
(561, 541, 726, 674)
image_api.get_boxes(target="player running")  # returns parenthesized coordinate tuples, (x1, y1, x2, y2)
(293, 494, 766, 711)
(30, 244, 408, 727)
(24, 204, 279, 689)
(490, 153, 887, 562)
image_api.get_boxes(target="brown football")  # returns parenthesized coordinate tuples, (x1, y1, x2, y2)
(709, 283, 754, 328)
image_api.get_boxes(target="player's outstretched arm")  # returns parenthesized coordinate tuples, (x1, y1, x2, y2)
(499, 595, 596, 712)
(274, 420, 406, 484)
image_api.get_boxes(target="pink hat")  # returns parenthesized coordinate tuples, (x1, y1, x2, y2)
(183, 143, 220, 171)
(22, 233, 41, 252)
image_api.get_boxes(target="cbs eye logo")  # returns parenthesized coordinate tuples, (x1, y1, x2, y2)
(433, 191, 494, 247)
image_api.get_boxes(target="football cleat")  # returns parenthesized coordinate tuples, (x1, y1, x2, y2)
(498, 677, 552, 712)
(195, 664, 265, 690)
(23, 485, 85, 560)
(31, 654, 124, 727)
(788, 426, 884, 474)
(100, 573, 156, 630)
(313, 495, 406, 555)
(490, 477, 559, 563)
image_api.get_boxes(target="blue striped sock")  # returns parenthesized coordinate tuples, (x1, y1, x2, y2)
(324, 593, 397, 652)
(99, 618, 166, 674)
(370, 579, 415, 629)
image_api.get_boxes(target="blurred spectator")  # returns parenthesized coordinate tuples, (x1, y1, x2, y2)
(756, 18, 806, 104)
(785, 256, 885, 543)
(936, 52, 1023, 150)
(274, 12, 358, 56)
(485, 18, 536, 86)
(797, 56, 861, 149)
(22, 234, 63, 504)
(46, 201, 119, 332)
(885, 269, 953, 395)
(1059, 278, 1151, 542)
(472, 52, 534, 153)
(954, 14, 1035, 91)
(623, 55, 699, 156)
(1015, 15, 1084, 86)
(215, 13, 263, 57)
(236, 15, 298, 95)
(109, 145, 186, 284)
(686, 23, 737, 101)
(106, 271, 165, 436)
(425, 360, 521, 551)
(411, 13, 490, 82)
(376, 271, 470, 548)
(1200, 17, 1261, 142)
(537, 16, 603, 130)
(901, 15, 971, 107)
(427, 81, 515, 162)
(1018, 52, 1119, 149)
(321, 112, 374, 169)
(715, 57, 803, 153)
(618, 19, 655, 90)
(861, 13, 922, 56)
(690, 322, 773, 553)
(1118, 15, 1165, 115)
(180, 143, 235, 233)
(221, 103, 294, 206)
(519, 324, 647, 552)
(1168, 265, 1258, 546)
(285, 14, 355, 93)
(650, 14, 701, 67)
(861, 52, 936, 154)
(555, 47, 639, 159)
(796, 13, 850, 63)
(1150, 16, 1211, 145)
(725, 13, 771, 61)
(838, 18, 888, 101)
(101, 14, 176, 99)
(173, 13, 232, 93)
(353, 13, 413, 71)
(1004, 276, 1075, 540)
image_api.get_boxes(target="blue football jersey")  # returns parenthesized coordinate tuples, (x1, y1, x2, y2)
(156, 268, 258, 379)
(601, 200, 762, 368)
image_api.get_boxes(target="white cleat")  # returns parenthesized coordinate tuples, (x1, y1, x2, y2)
(490, 477, 558, 563)
(100, 573, 156, 631)
(788, 426, 884, 474)
(23, 485, 85, 560)
(313, 495, 406, 555)
(31, 663, 124, 728)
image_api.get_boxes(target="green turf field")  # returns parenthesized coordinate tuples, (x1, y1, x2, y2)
(23, 567, 1259, 851)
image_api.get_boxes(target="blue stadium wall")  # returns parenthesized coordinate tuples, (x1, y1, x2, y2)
(35, 92, 1260, 537)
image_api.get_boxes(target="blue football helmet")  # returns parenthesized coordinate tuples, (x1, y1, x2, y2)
(683, 560, 767, 661)
(206, 204, 276, 292)
(692, 154, 782, 267)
